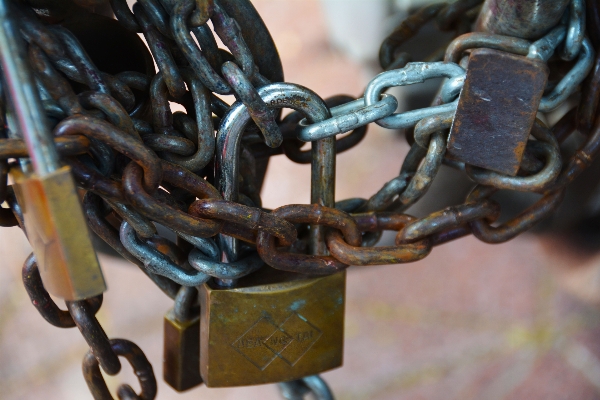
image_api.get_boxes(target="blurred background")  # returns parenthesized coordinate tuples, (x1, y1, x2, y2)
(3, 0, 600, 399)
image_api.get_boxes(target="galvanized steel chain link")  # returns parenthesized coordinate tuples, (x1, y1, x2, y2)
(1, 0, 599, 398)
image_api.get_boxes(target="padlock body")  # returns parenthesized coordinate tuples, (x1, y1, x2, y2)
(11, 165, 106, 300)
(447, 48, 549, 176)
(164, 310, 203, 391)
(199, 268, 345, 387)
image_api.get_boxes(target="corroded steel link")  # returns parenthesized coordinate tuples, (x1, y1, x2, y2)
(222, 61, 281, 147)
(106, 199, 157, 238)
(116, 71, 152, 92)
(327, 212, 431, 265)
(189, 199, 297, 245)
(296, 94, 397, 142)
(444, 32, 531, 63)
(577, 52, 600, 134)
(211, 1, 256, 79)
(429, 225, 472, 246)
(66, 299, 122, 375)
(68, 156, 125, 202)
(190, 23, 222, 73)
(110, 0, 143, 32)
(142, 134, 196, 155)
(83, 192, 181, 299)
(188, 248, 263, 279)
(22, 253, 103, 328)
(13, 3, 66, 62)
(465, 122, 562, 192)
(120, 221, 210, 286)
(161, 159, 221, 198)
(0, 136, 90, 159)
(139, 0, 173, 39)
(546, 106, 600, 191)
(151, 69, 215, 171)
(283, 95, 368, 164)
(146, 234, 189, 265)
(55, 115, 163, 193)
(257, 204, 361, 275)
(134, 3, 186, 99)
(379, 3, 446, 69)
(122, 162, 222, 238)
(467, 185, 566, 243)
(413, 110, 454, 148)
(172, 0, 231, 94)
(538, 37, 595, 112)
(82, 339, 157, 400)
(78, 91, 141, 141)
(29, 44, 86, 116)
(49, 26, 110, 95)
(190, 0, 214, 27)
(363, 172, 413, 212)
(394, 138, 444, 211)
(397, 200, 501, 243)
(364, 62, 464, 130)
(561, 0, 586, 61)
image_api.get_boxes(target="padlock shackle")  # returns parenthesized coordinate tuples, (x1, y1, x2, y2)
(0, 0, 60, 175)
(216, 82, 330, 262)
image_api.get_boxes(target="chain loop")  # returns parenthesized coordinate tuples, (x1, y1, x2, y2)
(82, 338, 157, 400)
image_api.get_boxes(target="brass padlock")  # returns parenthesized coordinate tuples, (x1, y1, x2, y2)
(164, 286, 203, 392)
(202, 83, 343, 387)
(11, 166, 106, 300)
(198, 267, 345, 387)
(0, 9, 105, 301)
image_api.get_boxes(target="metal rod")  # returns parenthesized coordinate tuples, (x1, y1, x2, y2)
(0, 0, 59, 175)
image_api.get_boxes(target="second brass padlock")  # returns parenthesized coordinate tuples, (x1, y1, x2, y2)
(198, 267, 345, 387)
(164, 286, 202, 392)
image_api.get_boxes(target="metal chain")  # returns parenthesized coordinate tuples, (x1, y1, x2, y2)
(2, 0, 599, 398)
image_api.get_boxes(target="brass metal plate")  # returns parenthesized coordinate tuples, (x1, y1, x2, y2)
(199, 268, 345, 387)
(164, 310, 202, 392)
(447, 48, 549, 176)
(12, 165, 106, 300)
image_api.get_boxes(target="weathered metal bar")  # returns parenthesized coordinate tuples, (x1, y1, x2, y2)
(475, 0, 570, 40)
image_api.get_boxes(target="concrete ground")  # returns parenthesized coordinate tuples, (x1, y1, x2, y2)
(2, 1, 600, 399)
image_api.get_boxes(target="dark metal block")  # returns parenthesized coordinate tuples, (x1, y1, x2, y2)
(447, 48, 549, 176)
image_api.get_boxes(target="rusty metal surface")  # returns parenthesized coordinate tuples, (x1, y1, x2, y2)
(447, 48, 548, 176)
(475, 0, 570, 40)
(1, 0, 599, 397)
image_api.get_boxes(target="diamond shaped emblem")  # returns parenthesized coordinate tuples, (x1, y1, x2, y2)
(231, 317, 280, 370)
(231, 312, 322, 369)
(277, 313, 322, 366)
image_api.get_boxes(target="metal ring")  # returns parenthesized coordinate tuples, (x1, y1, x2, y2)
(296, 94, 398, 142)
(364, 62, 464, 129)
(539, 37, 595, 112)
(120, 221, 211, 286)
(561, 0, 586, 61)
